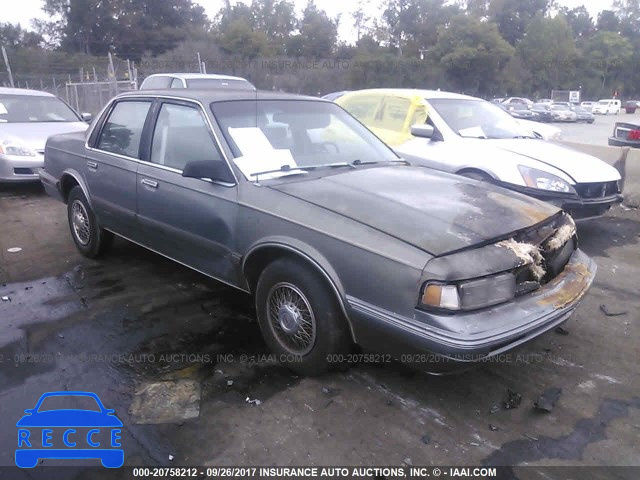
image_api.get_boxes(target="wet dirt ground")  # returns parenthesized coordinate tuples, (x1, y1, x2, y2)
(1, 184, 639, 476)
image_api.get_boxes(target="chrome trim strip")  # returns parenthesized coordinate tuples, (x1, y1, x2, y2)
(242, 241, 356, 342)
(105, 229, 250, 294)
(85, 94, 239, 185)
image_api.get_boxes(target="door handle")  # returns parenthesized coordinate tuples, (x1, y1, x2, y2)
(87, 161, 98, 169)
(141, 178, 159, 189)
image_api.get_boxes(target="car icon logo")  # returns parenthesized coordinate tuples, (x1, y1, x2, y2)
(15, 391, 124, 468)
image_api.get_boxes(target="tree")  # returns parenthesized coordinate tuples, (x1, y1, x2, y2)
(287, 1, 337, 58)
(584, 31, 633, 90)
(432, 14, 513, 94)
(41, 0, 207, 58)
(488, 0, 550, 45)
(251, 0, 296, 52)
(558, 6, 595, 41)
(516, 14, 578, 93)
(596, 10, 620, 32)
(0, 23, 43, 49)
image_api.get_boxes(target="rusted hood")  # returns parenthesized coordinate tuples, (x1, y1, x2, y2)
(270, 166, 560, 256)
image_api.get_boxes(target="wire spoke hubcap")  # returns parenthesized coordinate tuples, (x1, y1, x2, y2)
(71, 200, 91, 246)
(267, 282, 316, 356)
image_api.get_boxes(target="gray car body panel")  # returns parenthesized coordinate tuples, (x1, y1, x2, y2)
(41, 90, 596, 361)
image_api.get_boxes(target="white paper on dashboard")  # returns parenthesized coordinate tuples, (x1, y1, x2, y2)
(228, 127, 275, 156)
(233, 149, 305, 181)
(458, 126, 486, 138)
(0, 103, 7, 115)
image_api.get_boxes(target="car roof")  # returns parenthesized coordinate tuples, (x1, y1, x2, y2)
(340, 88, 480, 101)
(0, 87, 55, 97)
(116, 89, 326, 103)
(144, 73, 250, 82)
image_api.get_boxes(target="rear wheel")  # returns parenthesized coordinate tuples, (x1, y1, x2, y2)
(255, 258, 351, 376)
(67, 186, 114, 258)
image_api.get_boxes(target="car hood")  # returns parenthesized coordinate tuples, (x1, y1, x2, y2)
(0, 122, 88, 151)
(270, 166, 560, 256)
(16, 410, 123, 427)
(488, 139, 621, 183)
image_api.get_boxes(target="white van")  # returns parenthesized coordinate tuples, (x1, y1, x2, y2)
(592, 99, 621, 114)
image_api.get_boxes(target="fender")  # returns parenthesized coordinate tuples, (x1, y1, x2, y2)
(60, 168, 92, 207)
(242, 237, 356, 341)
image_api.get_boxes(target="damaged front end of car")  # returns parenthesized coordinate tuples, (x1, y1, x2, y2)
(395, 212, 595, 371)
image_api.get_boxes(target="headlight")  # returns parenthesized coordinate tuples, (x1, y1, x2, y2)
(0, 140, 36, 156)
(420, 273, 516, 311)
(518, 165, 575, 194)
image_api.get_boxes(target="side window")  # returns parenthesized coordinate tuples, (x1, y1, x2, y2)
(96, 101, 151, 158)
(141, 76, 172, 89)
(340, 95, 381, 123)
(170, 78, 184, 89)
(151, 103, 223, 171)
(374, 96, 410, 132)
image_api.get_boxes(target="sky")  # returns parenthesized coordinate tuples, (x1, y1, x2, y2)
(3, 0, 615, 45)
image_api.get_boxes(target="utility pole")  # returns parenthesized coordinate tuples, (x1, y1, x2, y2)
(197, 52, 202, 73)
(1, 46, 15, 87)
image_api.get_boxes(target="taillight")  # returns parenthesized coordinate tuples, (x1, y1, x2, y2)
(628, 129, 640, 141)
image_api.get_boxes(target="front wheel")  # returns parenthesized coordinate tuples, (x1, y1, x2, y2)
(255, 258, 351, 375)
(67, 186, 114, 258)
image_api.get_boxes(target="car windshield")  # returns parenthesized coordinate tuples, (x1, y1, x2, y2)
(0, 95, 80, 123)
(37, 395, 101, 412)
(427, 98, 535, 139)
(598, 100, 610, 105)
(551, 105, 568, 110)
(186, 78, 255, 90)
(211, 99, 399, 180)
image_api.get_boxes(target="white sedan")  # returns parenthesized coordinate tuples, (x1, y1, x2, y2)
(336, 89, 623, 219)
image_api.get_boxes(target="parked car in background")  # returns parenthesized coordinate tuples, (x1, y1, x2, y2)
(572, 105, 595, 123)
(592, 99, 621, 114)
(501, 97, 533, 107)
(608, 120, 640, 147)
(40, 89, 598, 374)
(337, 89, 622, 219)
(139, 73, 255, 91)
(580, 101, 595, 112)
(0, 87, 90, 183)
(622, 100, 640, 114)
(502, 104, 537, 120)
(491, 98, 504, 104)
(550, 103, 577, 122)
(530, 103, 555, 122)
(537, 98, 553, 105)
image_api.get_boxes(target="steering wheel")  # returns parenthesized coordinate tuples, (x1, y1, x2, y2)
(313, 142, 340, 154)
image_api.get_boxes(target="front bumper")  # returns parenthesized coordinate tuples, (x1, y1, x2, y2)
(347, 249, 595, 369)
(0, 153, 44, 183)
(495, 182, 623, 220)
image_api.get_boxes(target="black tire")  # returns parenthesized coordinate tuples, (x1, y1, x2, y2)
(67, 186, 114, 258)
(255, 258, 351, 376)
(459, 170, 492, 182)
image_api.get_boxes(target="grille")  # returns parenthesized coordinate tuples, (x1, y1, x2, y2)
(14, 168, 34, 175)
(575, 181, 619, 199)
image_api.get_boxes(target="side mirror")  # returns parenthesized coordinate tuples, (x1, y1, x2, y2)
(182, 160, 235, 184)
(410, 124, 434, 139)
(81, 113, 92, 122)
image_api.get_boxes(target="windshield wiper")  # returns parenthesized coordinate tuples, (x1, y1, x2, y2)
(251, 164, 308, 182)
(350, 159, 408, 166)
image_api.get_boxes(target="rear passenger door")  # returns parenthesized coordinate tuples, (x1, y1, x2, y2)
(136, 100, 240, 284)
(87, 99, 152, 234)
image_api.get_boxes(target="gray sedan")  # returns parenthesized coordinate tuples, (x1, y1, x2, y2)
(40, 89, 596, 375)
(0, 87, 89, 183)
